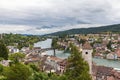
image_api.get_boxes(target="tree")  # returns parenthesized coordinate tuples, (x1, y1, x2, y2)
(107, 41, 112, 50)
(28, 63, 49, 80)
(29, 63, 39, 72)
(65, 44, 92, 80)
(9, 52, 25, 63)
(0, 41, 9, 60)
(29, 45, 33, 50)
(51, 38, 58, 49)
(3, 63, 32, 80)
(79, 39, 86, 45)
(0, 64, 3, 74)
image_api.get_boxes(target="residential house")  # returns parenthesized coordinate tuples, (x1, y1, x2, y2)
(25, 53, 40, 64)
(41, 55, 67, 74)
(57, 59, 67, 74)
(111, 43, 118, 49)
(115, 49, 120, 60)
(45, 56, 63, 72)
(21, 47, 30, 54)
(7, 46, 19, 53)
(106, 52, 117, 60)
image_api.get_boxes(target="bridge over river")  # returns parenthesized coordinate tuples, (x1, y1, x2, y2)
(34, 47, 56, 56)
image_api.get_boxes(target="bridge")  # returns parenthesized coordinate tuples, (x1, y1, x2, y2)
(34, 48, 56, 56)
(33, 46, 65, 56)
(34, 48, 54, 51)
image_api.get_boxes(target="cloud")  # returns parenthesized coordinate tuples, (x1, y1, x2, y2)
(0, 24, 35, 33)
(0, 0, 120, 34)
(0, 24, 107, 35)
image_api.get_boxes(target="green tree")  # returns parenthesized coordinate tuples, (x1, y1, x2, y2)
(0, 64, 7, 80)
(65, 44, 92, 80)
(79, 39, 86, 45)
(3, 63, 32, 80)
(51, 38, 58, 49)
(28, 63, 49, 80)
(107, 41, 112, 50)
(29, 45, 33, 50)
(9, 52, 25, 63)
(0, 64, 3, 74)
(0, 41, 9, 60)
(32, 71, 49, 80)
(29, 63, 39, 72)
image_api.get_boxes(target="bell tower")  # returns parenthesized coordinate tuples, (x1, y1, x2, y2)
(82, 42, 93, 74)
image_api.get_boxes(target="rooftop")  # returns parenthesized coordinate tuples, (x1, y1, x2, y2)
(82, 42, 92, 50)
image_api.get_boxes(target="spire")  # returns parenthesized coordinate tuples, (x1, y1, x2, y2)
(83, 42, 92, 50)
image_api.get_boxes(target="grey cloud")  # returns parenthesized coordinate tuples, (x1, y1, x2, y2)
(0, 0, 120, 34)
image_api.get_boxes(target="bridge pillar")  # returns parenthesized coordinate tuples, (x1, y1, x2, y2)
(53, 48, 56, 56)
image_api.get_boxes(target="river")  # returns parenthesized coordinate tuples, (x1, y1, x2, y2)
(34, 39, 70, 59)
(93, 58, 120, 69)
(34, 39, 120, 69)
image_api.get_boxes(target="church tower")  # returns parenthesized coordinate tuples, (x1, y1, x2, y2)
(82, 42, 93, 74)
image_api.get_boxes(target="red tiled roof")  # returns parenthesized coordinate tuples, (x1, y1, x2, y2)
(47, 56, 63, 62)
(116, 49, 120, 57)
(83, 42, 92, 50)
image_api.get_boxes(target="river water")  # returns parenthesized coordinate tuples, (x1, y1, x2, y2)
(93, 58, 120, 69)
(34, 39, 120, 69)
(34, 39, 70, 59)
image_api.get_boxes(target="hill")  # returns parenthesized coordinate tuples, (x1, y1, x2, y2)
(46, 24, 120, 36)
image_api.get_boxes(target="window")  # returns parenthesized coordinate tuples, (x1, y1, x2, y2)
(86, 52, 88, 54)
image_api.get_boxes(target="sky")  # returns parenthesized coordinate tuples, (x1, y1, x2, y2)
(0, 0, 120, 35)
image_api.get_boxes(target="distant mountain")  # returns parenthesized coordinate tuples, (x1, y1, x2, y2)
(46, 24, 120, 36)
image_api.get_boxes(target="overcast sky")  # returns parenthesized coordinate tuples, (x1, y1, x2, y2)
(0, 0, 120, 35)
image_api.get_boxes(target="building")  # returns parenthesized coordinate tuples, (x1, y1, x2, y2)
(115, 49, 120, 59)
(92, 64, 120, 80)
(57, 59, 67, 74)
(39, 55, 67, 74)
(106, 52, 117, 60)
(24, 53, 40, 64)
(45, 56, 63, 72)
(82, 42, 93, 74)
(7, 46, 19, 53)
